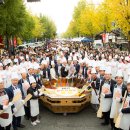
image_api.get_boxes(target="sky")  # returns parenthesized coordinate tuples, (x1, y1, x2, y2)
(25, 0, 103, 34)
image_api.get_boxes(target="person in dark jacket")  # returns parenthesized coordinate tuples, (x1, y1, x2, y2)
(119, 79, 130, 130)
(99, 68, 116, 126)
(110, 71, 127, 130)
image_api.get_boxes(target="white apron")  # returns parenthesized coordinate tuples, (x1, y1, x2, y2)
(30, 91, 39, 117)
(120, 96, 130, 130)
(50, 68, 56, 79)
(101, 83, 112, 112)
(0, 93, 12, 127)
(13, 87, 25, 117)
(22, 80, 30, 106)
(91, 89, 99, 105)
(110, 87, 122, 118)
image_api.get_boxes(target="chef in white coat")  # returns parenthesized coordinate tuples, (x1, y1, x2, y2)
(110, 71, 126, 130)
(50, 61, 58, 80)
(7, 72, 25, 130)
(100, 67, 116, 126)
(0, 78, 13, 130)
(119, 78, 130, 130)
(27, 76, 42, 126)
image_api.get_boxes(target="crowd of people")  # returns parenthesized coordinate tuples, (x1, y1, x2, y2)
(0, 41, 130, 130)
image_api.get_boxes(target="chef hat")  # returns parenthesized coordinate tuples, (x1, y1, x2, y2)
(0, 78, 4, 83)
(109, 56, 112, 60)
(88, 62, 92, 67)
(20, 68, 27, 74)
(34, 64, 40, 70)
(0, 63, 3, 66)
(127, 78, 130, 84)
(20, 56, 24, 60)
(91, 68, 97, 74)
(26, 55, 29, 59)
(79, 59, 83, 64)
(125, 56, 129, 61)
(46, 57, 49, 62)
(68, 57, 72, 61)
(100, 66, 106, 71)
(29, 76, 36, 84)
(73, 57, 77, 61)
(11, 72, 19, 80)
(101, 54, 105, 58)
(116, 70, 123, 77)
(115, 55, 118, 59)
(105, 67, 112, 74)
(51, 61, 55, 65)
(28, 64, 34, 70)
(14, 59, 18, 63)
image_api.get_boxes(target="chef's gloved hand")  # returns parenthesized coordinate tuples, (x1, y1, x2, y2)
(3, 105, 8, 110)
(8, 102, 13, 107)
(21, 100, 25, 105)
(13, 108, 17, 113)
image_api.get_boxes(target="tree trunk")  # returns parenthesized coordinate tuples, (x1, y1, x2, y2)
(128, 40, 130, 53)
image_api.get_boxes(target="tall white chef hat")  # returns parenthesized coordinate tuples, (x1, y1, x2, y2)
(0, 63, 3, 66)
(100, 66, 106, 71)
(20, 68, 27, 74)
(34, 64, 40, 70)
(11, 72, 19, 80)
(91, 68, 97, 74)
(125, 56, 129, 61)
(105, 67, 112, 74)
(51, 61, 55, 65)
(14, 59, 18, 63)
(29, 76, 36, 84)
(116, 70, 123, 77)
(68, 57, 72, 61)
(28, 64, 34, 70)
(127, 78, 130, 84)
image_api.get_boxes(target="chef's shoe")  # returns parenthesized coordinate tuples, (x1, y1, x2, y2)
(31, 122, 37, 126)
(35, 119, 40, 123)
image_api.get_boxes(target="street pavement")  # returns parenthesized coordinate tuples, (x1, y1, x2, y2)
(20, 101, 110, 130)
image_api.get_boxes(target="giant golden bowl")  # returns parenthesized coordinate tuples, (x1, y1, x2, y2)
(40, 78, 91, 113)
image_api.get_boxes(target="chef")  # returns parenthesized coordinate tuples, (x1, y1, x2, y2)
(100, 67, 116, 126)
(110, 71, 126, 130)
(0, 78, 13, 130)
(7, 72, 25, 130)
(18, 68, 30, 120)
(119, 78, 130, 130)
(50, 61, 58, 80)
(90, 68, 100, 111)
(27, 76, 42, 126)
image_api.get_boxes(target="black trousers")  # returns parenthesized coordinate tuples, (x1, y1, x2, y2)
(12, 116, 21, 130)
(102, 111, 110, 124)
(31, 115, 39, 122)
(0, 124, 11, 130)
(24, 106, 30, 119)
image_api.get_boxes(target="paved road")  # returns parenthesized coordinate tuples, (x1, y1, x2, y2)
(21, 102, 110, 130)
